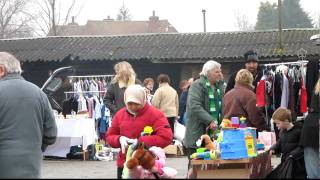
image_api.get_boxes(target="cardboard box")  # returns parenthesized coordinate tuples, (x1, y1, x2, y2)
(164, 144, 184, 156)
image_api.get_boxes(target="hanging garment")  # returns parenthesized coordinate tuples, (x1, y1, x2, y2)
(306, 59, 319, 106)
(93, 96, 102, 120)
(87, 97, 94, 118)
(280, 75, 289, 108)
(300, 78, 308, 113)
(274, 73, 283, 109)
(256, 78, 266, 107)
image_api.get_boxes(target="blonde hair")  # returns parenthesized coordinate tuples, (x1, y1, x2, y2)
(112, 61, 136, 84)
(235, 69, 253, 86)
(272, 107, 292, 122)
(314, 78, 320, 95)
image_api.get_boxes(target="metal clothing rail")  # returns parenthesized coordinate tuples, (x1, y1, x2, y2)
(64, 91, 107, 99)
(68, 75, 114, 78)
(262, 60, 308, 67)
(64, 91, 106, 94)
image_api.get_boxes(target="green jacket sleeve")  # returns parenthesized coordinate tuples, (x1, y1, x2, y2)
(187, 82, 214, 126)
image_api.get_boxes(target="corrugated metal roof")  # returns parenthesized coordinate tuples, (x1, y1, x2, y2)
(0, 29, 319, 63)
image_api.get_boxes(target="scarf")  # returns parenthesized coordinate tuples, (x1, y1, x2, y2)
(204, 77, 223, 126)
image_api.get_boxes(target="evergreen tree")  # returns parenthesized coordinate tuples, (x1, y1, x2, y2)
(255, 0, 313, 30)
(282, 0, 313, 28)
(255, 2, 278, 30)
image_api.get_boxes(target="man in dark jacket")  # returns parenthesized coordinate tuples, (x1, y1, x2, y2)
(0, 52, 57, 178)
(225, 50, 263, 94)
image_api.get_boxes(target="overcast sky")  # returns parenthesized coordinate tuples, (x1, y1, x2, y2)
(68, 0, 320, 33)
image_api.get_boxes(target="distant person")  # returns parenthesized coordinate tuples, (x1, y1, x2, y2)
(143, 77, 155, 104)
(106, 85, 172, 179)
(300, 78, 320, 179)
(104, 61, 141, 116)
(184, 60, 224, 169)
(152, 74, 179, 134)
(0, 52, 57, 178)
(178, 78, 192, 125)
(225, 50, 263, 94)
(223, 69, 268, 132)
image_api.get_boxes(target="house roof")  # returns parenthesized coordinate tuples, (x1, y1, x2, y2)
(47, 18, 178, 36)
(0, 29, 319, 63)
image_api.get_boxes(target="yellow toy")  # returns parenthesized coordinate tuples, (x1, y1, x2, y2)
(141, 126, 153, 136)
(220, 118, 232, 128)
(190, 151, 218, 160)
(244, 132, 257, 157)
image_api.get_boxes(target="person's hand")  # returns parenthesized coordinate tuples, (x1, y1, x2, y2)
(209, 121, 218, 130)
(268, 149, 274, 156)
(119, 136, 137, 154)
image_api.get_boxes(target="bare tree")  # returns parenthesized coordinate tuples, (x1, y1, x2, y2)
(31, 0, 82, 36)
(116, 2, 132, 21)
(234, 10, 254, 31)
(0, 0, 34, 39)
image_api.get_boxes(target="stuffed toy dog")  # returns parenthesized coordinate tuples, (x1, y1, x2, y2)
(126, 142, 159, 179)
(198, 134, 215, 151)
(125, 142, 177, 179)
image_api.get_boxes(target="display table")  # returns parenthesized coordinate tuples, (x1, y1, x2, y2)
(190, 150, 272, 179)
(43, 117, 97, 158)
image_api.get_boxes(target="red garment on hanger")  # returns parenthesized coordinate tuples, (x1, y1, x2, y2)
(256, 79, 266, 107)
(300, 78, 308, 113)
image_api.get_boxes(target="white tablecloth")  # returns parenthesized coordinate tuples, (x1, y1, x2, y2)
(43, 117, 97, 157)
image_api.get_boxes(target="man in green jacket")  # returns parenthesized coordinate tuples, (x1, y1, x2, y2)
(184, 60, 224, 169)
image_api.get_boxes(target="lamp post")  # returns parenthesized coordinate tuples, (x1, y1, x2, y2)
(278, 0, 283, 51)
(202, 9, 206, 33)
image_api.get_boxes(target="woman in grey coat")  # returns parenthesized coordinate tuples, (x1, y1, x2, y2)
(0, 52, 57, 178)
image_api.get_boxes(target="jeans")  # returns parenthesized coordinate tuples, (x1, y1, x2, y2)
(304, 147, 320, 179)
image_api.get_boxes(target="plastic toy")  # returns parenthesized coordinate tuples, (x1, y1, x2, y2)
(190, 151, 218, 160)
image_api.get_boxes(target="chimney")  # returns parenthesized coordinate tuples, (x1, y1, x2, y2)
(149, 10, 159, 21)
(68, 16, 78, 25)
(103, 15, 114, 21)
(148, 10, 160, 33)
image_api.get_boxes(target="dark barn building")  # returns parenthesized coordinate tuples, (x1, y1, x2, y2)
(0, 29, 319, 91)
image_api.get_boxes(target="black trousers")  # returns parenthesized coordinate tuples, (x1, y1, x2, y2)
(167, 117, 176, 134)
(117, 167, 123, 179)
(186, 147, 197, 170)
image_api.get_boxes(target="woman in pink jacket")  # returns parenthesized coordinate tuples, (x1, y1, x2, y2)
(106, 84, 173, 179)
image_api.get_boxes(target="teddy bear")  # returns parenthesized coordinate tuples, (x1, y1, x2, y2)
(125, 142, 177, 179)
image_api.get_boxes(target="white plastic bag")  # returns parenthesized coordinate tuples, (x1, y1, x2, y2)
(174, 120, 186, 142)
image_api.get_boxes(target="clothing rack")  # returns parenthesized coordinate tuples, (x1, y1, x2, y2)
(65, 91, 107, 94)
(68, 75, 114, 78)
(64, 91, 107, 100)
(65, 74, 114, 100)
(262, 60, 308, 67)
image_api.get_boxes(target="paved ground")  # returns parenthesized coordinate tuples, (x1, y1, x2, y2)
(42, 155, 280, 178)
